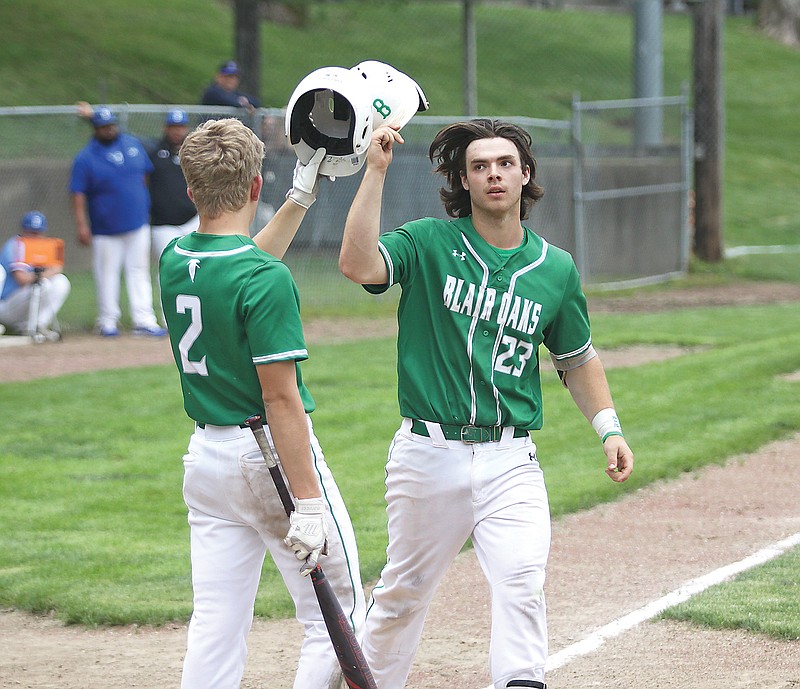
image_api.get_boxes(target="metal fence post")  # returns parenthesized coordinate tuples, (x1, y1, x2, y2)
(571, 92, 588, 282)
(680, 82, 694, 272)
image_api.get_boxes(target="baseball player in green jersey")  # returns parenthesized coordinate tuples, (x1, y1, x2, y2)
(159, 118, 364, 689)
(339, 119, 634, 689)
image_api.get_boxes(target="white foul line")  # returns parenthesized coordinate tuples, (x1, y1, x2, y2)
(482, 531, 800, 687)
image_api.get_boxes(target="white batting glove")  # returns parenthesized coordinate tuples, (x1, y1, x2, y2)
(286, 147, 327, 209)
(284, 497, 328, 576)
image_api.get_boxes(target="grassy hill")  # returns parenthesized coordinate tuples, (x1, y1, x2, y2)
(1, 0, 798, 270)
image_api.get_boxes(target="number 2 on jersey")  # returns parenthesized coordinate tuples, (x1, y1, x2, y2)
(176, 294, 208, 376)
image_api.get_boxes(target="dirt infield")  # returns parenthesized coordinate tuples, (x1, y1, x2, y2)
(2, 437, 799, 688)
(2, 280, 799, 688)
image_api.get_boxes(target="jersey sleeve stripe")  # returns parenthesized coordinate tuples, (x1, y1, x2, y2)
(551, 338, 593, 361)
(252, 348, 308, 365)
(377, 241, 394, 285)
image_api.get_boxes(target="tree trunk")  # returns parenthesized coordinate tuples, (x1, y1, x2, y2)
(235, 0, 261, 105)
(692, 0, 725, 262)
(758, 0, 800, 47)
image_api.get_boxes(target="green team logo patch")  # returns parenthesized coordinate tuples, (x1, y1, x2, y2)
(373, 98, 391, 120)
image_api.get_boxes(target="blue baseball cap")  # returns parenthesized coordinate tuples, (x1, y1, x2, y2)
(21, 211, 48, 232)
(91, 106, 118, 127)
(219, 60, 240, 75)
(165, 109, 189, 126)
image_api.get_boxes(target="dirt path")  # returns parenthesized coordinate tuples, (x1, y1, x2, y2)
(3, 435, 799, 688)
(2, 280, 799, 688)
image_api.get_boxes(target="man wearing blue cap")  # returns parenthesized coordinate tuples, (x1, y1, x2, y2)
(146, 109, 200, 259)
(200, 60, 261, 112)
(69, 106, 166, 337)
(0, 211, 71, 340)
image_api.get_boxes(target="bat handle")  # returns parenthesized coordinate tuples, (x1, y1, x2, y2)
(244, 414, 296, 518)
(244, 414, 276, 466)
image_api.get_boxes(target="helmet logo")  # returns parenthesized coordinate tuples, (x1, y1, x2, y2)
(286, 61, 428, 177)
(373, 98, 392, 120)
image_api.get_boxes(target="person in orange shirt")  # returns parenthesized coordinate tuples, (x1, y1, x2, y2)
(0, 211, 70, 340)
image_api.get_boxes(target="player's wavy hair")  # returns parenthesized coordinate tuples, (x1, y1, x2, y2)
(179, 118, 265, 219)
(429, 118, 544, 220)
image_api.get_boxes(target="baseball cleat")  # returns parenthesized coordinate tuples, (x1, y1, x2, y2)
(133, 325, 168, 337)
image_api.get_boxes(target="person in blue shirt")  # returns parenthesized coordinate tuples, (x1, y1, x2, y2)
(69, 106, 166, 337)
(200, 60, 261, 112)
(0, 211, 71, 340)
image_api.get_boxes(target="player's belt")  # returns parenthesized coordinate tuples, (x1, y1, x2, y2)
(196, 423, 249, 429)
(410, 419, 529, 444)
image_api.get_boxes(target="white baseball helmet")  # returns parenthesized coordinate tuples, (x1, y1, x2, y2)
(350, 60, 429, 130)
(285, 66, 374, 177)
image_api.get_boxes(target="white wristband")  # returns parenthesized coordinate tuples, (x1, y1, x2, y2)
(591, 408, 623, 443)
(295, 497, 325, 514)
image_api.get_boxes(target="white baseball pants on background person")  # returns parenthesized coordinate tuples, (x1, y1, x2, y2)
(151, 215, 200, 326)
(91, 224, 160, 331)
(362, 418, 551, 689)
(180, 418, 365, 689)
(151, 214, 200, 260)
(0, 274, 70, 333)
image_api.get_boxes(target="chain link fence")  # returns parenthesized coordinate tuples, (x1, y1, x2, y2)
(0, 96, 690, 309)
(0, 0, 706, 311)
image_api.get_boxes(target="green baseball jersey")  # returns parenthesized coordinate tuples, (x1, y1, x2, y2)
(366, 216, 591, 430)
(159, 232, 314, 426)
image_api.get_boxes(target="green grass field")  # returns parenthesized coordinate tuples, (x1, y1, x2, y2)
(1, 0, 799, 641)
(664, 546, 800, 640)
(2, 303, 800, 629)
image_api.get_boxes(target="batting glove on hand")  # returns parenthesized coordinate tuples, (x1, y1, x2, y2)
(286, 148, 327, 210)
(284, 497, 329, 576)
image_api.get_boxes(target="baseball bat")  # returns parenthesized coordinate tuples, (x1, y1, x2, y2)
(244, 414, 377, 689)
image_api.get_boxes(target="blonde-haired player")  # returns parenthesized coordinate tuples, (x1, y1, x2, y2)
(160, 118, 364, 689)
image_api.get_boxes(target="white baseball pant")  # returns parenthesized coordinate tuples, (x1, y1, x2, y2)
(0, 273, 71, 333)
(151, 214, 200, 260)
(362, 418, 551, 689)
(180, 417, 365, 689)
(91, 224, 159, 331)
